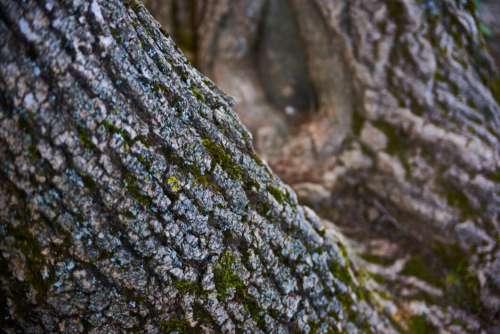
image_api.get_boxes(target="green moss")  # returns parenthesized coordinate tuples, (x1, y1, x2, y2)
(386, 1, 408, 25)
(152, 82, 167, 94)
(446, 188, 478, 218)
(77, 126, 94, 150)
(28, 143, 41, 161)
(479, 22, 492, 38)
(308, 322, 320, 334)
(329, 260, 353, 297)
(110, 28, 123, 44)
(401, 256, 442, 287)
(464, 0, 478, 13)
(213, 251, 266, 329)
(370, 119, 414, 176)
(191, 87, 205, 103)
(96, 248, 113, 261)
(123, 171, 152, 207)
(268, 309, 280, 320)
(250, 198, 275, 222)
(166, 176, 181, 192)
(202, 138, 242, 179)
(136, 154, 152, 170)
(372, 120, 405, 155)
(123, 211, 135, 219)
(329, 262, 355, 314)
(401, 243, 481, 313)
(360, 253, 394, 266)
(190, 167, 210, 187)
(336, 241, 350, 262)
(173, 28, 195, 55)
(251, 152, 265, 167)
(351, 111, 364, 136)
(246, 179, 260, 191)
(102, 120, 133, 145)
(18, 117, 41, 162)
(435, 244, 481, 313)
(192, 303, 213, 329)
(489, 78, 500, 104)
(237, 289, 266, 329)
(445, 269, 481, 312)
(123, 289, 146, 307)
(213, 252, 244, 298)
(174, 280, 203, 295)
(124, 0, 143, 12)
(6, 225, 54, 303)
(268, 185, 289, 205)
(489, 169, 500, 182)
(328, 242, 380, 323)
(0, 256, 39, 322)
(408, 315, 438, 334)
(159, 147, 217, 193)
(160, 316, 191, 334)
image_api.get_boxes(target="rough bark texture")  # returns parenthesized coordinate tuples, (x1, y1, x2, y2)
(145, 0, 500, 332)
(478, 0, 500, 70)
(0, 1, 401, 333)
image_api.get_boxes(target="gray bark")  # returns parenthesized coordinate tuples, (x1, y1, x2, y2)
(478, 0, 500, 70)
(145, 0, 500, 331)
(0, 1, 396, 333)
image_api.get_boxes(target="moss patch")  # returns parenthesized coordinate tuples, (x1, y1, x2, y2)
(401, 243, 481, 314)
(351, 110, 364, 136)
(5, 225, 54, 303)
(268, 185, 291, 205)
(213, 252, 244, 298)
(190, 87, 205, 103)
(213, 251, 266, 329)
(445, 187, 480, 218)
(123, 171, 152, 207)
(401, 256, 442, 287)
(436, 244, 481, 313)
(489, 78, 500, 105)
(160, 316, 191, 333)
(102, 120, 133, 145)
(77, 125, 95, 150)
(202, 138, 242, 179)
(372, 120, 406, 155)
(360, 253, 395, 266)
(408, 315, 438, 334)
(174, 279, 203, 295)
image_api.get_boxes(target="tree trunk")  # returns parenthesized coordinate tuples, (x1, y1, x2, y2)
(0, 1, 402, 333)
(478, 0, 500, 70)
(145, 0, 500, 331)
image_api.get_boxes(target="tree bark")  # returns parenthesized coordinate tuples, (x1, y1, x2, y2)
(0, 1, 401, 333)
(145, 0, 500, 331)
(478, 0, 500, 70)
